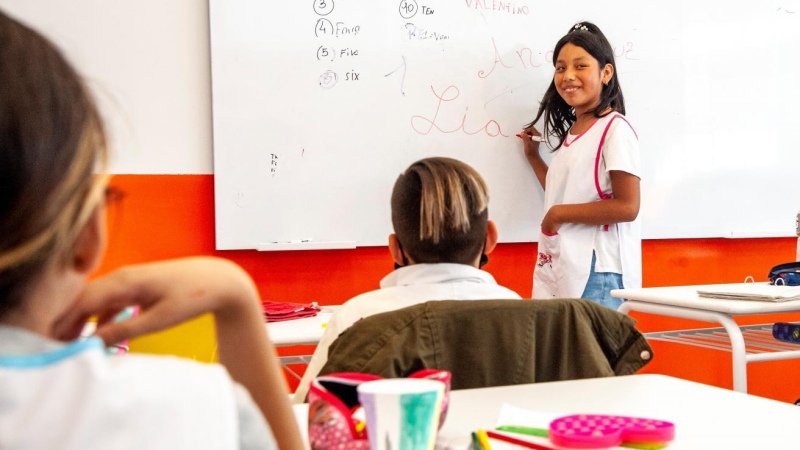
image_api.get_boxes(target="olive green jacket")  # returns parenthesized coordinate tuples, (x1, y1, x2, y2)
(320, 299, 652, 390)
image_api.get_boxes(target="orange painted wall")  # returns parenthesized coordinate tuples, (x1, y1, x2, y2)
(101, 174, 800, 404)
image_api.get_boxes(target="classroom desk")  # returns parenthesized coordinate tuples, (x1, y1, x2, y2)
(293, 374, 800, 449)
(266, 307, 336, 380)
(612, 284, 800, 393)
(266, 308, 334, 346)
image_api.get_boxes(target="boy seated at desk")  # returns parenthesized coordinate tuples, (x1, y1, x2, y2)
(293, 157, 521, 403)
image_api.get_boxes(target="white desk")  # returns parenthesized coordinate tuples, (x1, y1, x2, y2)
(612, 284, 800, 393)
(266, 309, 333, 347)
(266, 307, 336, 380)
(294, 374, 800, 449)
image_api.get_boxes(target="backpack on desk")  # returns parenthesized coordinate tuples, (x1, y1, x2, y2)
(768, 262, 800, 286)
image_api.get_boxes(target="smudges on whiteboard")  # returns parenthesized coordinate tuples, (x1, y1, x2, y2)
(318, 70, 338, 89)
(384, 56, 407, 96)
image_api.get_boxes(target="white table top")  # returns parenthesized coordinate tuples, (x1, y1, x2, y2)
(265, 307, 336, 346)
(438, 374, 800, 448)
(294, 374, 800, 449)
(612, 283, 800, 315)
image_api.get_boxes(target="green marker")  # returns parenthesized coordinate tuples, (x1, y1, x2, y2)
(496, 426, 549, 438)
(470, 431, 482, 450)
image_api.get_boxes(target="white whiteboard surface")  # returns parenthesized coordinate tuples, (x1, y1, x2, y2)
(210, 0, 800, 250)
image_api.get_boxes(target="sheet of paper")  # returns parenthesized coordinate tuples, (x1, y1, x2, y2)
(697, 284, 800, 302)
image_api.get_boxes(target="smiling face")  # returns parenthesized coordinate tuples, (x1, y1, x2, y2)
(554, 42, 613, 117)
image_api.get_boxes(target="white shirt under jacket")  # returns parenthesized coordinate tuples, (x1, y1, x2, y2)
(533, 112, 642, 299)
(293, 263, 522, 403)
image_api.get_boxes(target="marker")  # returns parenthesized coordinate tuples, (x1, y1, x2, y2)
(516, 133, 545, 142)
(470, 432, 482, 450)
(289, 238, 313, 243)
(496, 425, 549, 438)
(475, 429, 493, 450)
(485, 430, 555, 450)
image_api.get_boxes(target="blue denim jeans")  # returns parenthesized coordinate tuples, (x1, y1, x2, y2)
(581, 251, 625, 310)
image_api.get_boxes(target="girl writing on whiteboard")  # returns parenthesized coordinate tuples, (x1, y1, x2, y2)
(518, 21, 641, 309)
(0, 9, 302, 449)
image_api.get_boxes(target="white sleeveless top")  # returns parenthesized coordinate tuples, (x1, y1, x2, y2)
(0, 336, 239, 449)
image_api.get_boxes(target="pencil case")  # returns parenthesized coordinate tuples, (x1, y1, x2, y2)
(772, 322, 800, 344)
(768, 262, 800, 286)
(549, 414, 675, 448)
(307, 370, 450, 450)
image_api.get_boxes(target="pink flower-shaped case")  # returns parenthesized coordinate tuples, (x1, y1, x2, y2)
(549, 414, 675, 449)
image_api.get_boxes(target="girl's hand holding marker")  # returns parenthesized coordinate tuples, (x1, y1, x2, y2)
(516, 131, 545, 142)
(517, 128, 545, 163)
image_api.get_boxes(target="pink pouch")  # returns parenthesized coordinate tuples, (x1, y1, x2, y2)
(262, 300, 320, 322)
(307, 370, 451, 450)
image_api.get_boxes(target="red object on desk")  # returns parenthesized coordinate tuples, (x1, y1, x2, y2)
(262, 300, 320, 322)
(485, 430, 556, 450)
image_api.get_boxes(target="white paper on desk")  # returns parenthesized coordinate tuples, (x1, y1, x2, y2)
(495, 402, 560, 427)
(697, 284, 800, 302)
(492, 403, 629, 450)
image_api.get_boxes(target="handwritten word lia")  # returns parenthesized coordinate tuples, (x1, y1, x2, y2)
(411, 85, 508, 138)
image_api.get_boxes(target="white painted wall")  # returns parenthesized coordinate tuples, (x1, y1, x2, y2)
(0, 0, 213, 174)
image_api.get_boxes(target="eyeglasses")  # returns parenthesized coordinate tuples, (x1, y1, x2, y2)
(104, 185, 126, 206)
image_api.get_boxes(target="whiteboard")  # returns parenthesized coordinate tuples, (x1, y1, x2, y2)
(210, 0, 800, 250)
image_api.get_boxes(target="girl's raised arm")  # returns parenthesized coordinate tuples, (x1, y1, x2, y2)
(54, 257, 305, 450)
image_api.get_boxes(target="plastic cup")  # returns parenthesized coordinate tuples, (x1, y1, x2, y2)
(357, 378, 445, 450)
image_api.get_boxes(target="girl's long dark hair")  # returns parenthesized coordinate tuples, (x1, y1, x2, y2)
(0, 10, 107, 319)
(528, 22, 625, 151)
